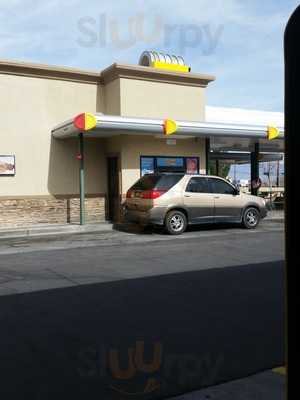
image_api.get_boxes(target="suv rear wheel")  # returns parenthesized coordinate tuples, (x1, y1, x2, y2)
(165, 210, 187, 235)
(242, 207, 260, 229)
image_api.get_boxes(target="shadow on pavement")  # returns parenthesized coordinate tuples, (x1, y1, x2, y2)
(0, 261, 285, 399)
(113, 222, 157, 234)
(113, 222, 244, 235)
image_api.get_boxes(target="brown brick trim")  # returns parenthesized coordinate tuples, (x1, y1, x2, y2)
(0, 195, 106, 226)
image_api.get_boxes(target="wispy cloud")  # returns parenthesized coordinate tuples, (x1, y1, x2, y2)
(0, 0, 298, 111)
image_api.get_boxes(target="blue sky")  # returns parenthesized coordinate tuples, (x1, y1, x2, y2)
(0, 0, 298, 111)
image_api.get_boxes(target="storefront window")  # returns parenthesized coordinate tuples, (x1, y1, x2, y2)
(140, 156, 199, 176)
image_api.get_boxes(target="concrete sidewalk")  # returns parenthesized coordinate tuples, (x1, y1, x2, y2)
(264, 210, 284, 223)
(0, 221, 114, 240)
(0, 210, 284, 241)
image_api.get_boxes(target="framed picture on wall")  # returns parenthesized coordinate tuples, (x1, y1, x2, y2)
(0, 155, 15, 176)
(186, 157, 199, 174)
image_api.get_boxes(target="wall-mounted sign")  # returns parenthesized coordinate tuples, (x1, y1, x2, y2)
(157, 157, 184, 168)
(140, 156, 199, 175)
(141, 157, 155, 176)
(0, 155, 15, 175)
(186, 157, 199, 174)
(166, 139, 176, 145)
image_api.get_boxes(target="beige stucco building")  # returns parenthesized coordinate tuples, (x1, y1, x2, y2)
(0, 57, 215, 227)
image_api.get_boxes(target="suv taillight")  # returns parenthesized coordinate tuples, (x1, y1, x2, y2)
(126, 190, 134, 198)
(141, 189, 166, 199)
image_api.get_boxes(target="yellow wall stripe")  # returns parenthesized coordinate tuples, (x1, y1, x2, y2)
(151, 61, 190, 73)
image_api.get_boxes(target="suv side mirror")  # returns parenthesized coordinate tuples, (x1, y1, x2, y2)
(233, 186, 240, 195)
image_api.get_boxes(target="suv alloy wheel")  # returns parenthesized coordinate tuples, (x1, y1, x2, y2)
(165, 210, 187, 235)
(242, 207, 260, 229)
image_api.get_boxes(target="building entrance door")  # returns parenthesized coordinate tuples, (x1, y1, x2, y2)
(107, 157, 120, 222)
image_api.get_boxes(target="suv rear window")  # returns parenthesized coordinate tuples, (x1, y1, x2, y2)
(130, 174, 184, 191)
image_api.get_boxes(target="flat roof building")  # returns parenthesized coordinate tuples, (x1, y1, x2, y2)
(0, 54, 284, 227)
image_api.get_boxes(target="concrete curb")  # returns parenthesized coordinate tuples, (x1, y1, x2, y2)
(0, 217, 284, 241)
(0, 223, 114, 241)
(263, 218, 284, 223)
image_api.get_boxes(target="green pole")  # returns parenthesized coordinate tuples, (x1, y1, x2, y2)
(216, 159, 220, 176)
(205, 138, 210, 174)
(79, 132, 85, 225)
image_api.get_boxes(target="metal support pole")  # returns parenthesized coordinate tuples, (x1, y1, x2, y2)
(216, 159, 220, 177)
(79, 132, 85, 225)
(250, 142, 259, 195)
(205, 138, 210, 174)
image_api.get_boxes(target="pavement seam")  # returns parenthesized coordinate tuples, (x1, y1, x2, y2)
(45, 268, 80, 286)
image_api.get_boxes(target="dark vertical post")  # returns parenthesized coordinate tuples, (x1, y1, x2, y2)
(205, 138, 210, 174)
(276, 160, 280, 187)
(216, 159, 220, 176)
(79, 132, 85, 225)
(284, 7, 300, 397)
(250, 142, 259, 195)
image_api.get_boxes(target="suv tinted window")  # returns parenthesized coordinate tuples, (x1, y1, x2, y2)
(131, 174, 184, 191)
(209, 178, 235, 195)
(186, 177, 208, 193)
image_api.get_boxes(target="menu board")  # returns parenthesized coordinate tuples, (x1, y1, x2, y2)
(156, 157, 184, 168)
(140, 156, 199, 175)
(141, 157, 154, 176)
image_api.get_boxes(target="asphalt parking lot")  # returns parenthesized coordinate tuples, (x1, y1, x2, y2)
(0, 221, 285, 399)
(0, 221, 284, 295)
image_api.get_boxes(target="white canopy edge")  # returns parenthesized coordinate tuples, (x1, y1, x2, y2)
(206, 106, 284, 127)
(51, 113, 284, 141)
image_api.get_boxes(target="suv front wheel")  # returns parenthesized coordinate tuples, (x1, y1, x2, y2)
(242, 207, 260, 229)
(165, 210, 187, 235)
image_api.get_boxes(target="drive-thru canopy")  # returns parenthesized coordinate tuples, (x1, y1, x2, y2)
(52, 112, 284, 152)
(52, 112, 284, 224)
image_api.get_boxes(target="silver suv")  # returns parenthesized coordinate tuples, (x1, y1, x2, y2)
(124, 173, 267, 234)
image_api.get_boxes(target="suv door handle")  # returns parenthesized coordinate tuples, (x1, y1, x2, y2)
(184, 194, 191, 197)
(214, 196, 220, 199)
